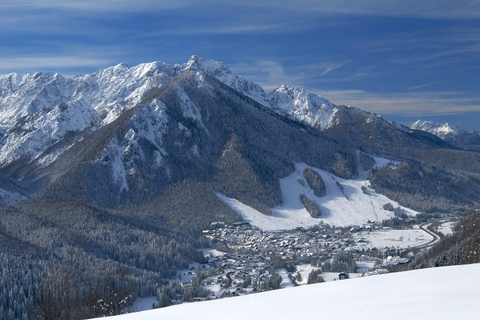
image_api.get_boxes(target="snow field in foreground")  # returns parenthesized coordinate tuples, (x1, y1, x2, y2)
(101, 263, 480, 320)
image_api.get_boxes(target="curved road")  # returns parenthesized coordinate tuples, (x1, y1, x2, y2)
(415, 223, 441, 250)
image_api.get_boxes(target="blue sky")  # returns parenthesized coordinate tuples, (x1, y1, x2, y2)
(1, 1, 479, 130)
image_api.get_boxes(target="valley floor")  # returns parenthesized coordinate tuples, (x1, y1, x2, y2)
(129, 218, 453, 313)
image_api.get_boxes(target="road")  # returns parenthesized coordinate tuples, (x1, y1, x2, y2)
(415, 223, 441, 250)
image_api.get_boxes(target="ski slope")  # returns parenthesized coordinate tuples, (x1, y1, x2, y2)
(219, 162, 413, 230)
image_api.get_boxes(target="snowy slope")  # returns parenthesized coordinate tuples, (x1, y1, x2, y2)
(267, 85, 337, 129)
(99, 263, 480, 320)
(218, 161, 410, 230)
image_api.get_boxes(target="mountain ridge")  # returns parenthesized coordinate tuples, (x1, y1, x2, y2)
(0, 56, 342, 171)
(411, 119, 480, 151)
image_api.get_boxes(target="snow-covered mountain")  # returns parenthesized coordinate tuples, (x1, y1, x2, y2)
(98, 263, 480, 320)
(0, 56, 478, 214)
(411, 120, 462, 142)
(0, 56, 337, 170)
(266, 85, 337, 130)
(411, 119, 480, 149)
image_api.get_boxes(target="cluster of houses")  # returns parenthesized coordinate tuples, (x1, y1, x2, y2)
(203, 221, 403, 263)
(177, 252, 281, 301)
(167, 221, 418, 302)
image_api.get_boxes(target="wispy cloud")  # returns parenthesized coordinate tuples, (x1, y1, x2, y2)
(407, 81, 446, 91)
(0, 52, 115, 75)
(4, 0, 479, 17)
(4, 1, 478, 37)
(230, 60, 302, 91)
(299, 61, 349, 77)
(0, 1, 192, 13)
(303, 0, 480, 20)
(319, 89, 480, 116)
(228, 58, 357, 92)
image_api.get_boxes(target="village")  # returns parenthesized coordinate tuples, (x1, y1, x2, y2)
(158, 217, 452, 306)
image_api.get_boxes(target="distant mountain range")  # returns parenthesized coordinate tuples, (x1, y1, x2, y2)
(411, 119, 480, 150)
(1, 56, 480, 319)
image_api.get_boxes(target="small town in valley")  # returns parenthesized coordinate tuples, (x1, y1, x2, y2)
(147, 215, 455, 308)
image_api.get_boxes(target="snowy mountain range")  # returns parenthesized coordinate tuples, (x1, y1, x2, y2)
(411, 119, 480, 150)
(0, 56, 335, 170)
(411, 120, 462, 140)
(0, 56, 479, 213)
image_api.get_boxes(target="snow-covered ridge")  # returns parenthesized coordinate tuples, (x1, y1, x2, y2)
(411, 119, 462, 141)
(0, 55, 337, 167)
(267, 86, 337, 130)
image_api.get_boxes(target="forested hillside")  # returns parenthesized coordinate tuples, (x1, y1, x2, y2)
(408, 208, 480, 269)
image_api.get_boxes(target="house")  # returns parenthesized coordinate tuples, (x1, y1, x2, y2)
(339, 272, 349, 280)
(233, 222, 252, 230)
(210, 221, 226, 229)
(407, 218, 418, 224)
(349, 226, 360, 233)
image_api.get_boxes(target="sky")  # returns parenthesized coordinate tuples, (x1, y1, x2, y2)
(1, 1, 479, 130)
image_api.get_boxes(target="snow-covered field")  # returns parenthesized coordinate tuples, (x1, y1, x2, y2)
(100, 263, 480, 320)
(277, 262, 374, 288)
(358, 226, 434, 249)
(437, 221, 456, 236)
(131, 297, 158, 313)
(219, 162, 416, 230)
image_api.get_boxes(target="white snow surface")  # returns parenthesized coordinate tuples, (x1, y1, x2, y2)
(437, 220, 457, 236)
(98, 263, 480, 320)
(101, 98, 169, 191)
(218, 163, 412, 230)
(361, 226, 433, 249)
(267, 85, 337, 129)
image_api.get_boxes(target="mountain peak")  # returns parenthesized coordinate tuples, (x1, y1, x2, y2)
(182, 55, 232, 76)
(411, 119, 462, 138)
(113, 62, 129, 71)
(408, 119, 480, 147)
(116, 61, 128, 67)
